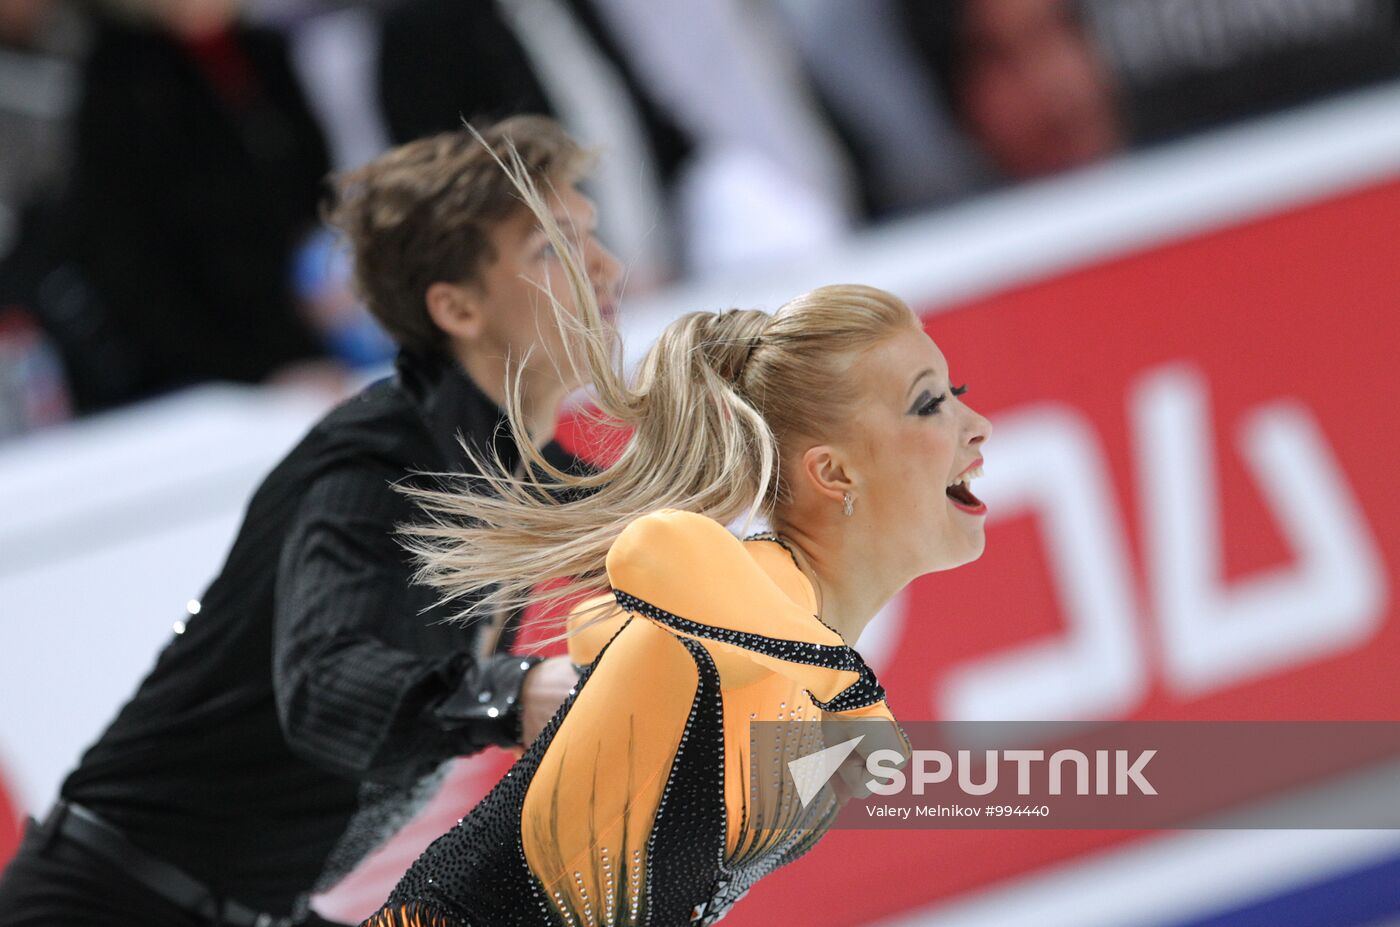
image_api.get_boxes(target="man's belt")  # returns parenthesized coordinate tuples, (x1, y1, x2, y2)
(38, 799, 294, 927)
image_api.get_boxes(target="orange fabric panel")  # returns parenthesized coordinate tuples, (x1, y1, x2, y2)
(522, 618, 697, 925)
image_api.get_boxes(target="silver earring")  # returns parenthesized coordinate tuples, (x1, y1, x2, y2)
(842, 492, 854, 517)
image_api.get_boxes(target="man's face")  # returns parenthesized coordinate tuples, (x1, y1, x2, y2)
(472, 181, 622, 391)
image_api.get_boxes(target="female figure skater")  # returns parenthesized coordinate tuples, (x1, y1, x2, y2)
(362, 149, 993, 926)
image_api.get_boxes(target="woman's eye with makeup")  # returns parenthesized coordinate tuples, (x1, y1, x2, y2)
(952, 383, 969, 397)
(537, 242, 558, 261)
(918, 393, 948, 416)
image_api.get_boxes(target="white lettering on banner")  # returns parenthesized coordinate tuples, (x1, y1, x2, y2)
(1005, 750, 1046, 794)
(938, 406, 1148, 722)
(959, 751, 998, 796)
(911, 751, 950, 794)
(1117, 749, 1158, 796)
(1049, 749, 1089, 796)
(936, 363, 1386, 722)
(862, 749, 1157, 796)
(1133, 365, 1387, 697)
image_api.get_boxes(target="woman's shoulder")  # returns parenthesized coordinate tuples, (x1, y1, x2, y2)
(606, 509, 789, 592)
(605, 508, 730, 578)
(614, 506, 727, 542)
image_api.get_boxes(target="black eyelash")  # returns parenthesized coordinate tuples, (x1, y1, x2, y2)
(918, 383, 968, 416)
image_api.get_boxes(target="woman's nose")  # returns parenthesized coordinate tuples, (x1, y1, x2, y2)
(966, 407, 992, 446)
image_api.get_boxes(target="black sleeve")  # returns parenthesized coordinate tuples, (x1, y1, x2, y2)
(272, 458, 538, 787)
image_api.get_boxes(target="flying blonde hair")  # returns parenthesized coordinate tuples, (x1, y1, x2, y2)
(402, 136, 921, 644)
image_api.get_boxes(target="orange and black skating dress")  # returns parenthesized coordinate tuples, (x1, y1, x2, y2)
(362, 509, 906, 926)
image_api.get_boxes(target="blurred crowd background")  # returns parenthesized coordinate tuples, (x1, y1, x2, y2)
(1, 0, 1398, 436)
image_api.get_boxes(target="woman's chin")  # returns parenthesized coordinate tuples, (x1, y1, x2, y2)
(950, 531, 988, 569)
(920, 543, 983, 575)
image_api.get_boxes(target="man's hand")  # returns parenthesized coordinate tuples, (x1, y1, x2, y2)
(517, 656, 580, 747)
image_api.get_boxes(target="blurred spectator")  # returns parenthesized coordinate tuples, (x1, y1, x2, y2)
(377, 0, 688, 289)
(38, 0, 342, 412)
(775, 0, 988, 218)
(902, 0, 1125, 185)
(1085, 0, 1400, 144)
(587, 0, 860, 274)
(249, 0, 403, 375)
(892, 0, 1400, 201)
(276, 2, 391, 172)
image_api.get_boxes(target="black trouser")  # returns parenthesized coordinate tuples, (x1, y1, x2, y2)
(0, 817, 349, 927)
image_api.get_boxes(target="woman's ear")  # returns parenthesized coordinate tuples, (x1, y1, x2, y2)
(799, 444, 855, 507)
(425, 281, 487, 344)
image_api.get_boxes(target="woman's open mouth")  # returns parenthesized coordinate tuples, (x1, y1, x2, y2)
(946, 463, 987, 515)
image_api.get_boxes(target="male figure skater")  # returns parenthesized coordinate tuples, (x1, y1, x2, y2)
(0, 116, 621, 926)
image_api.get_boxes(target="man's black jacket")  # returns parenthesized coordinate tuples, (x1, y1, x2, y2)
(61, 349, 589, 912)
